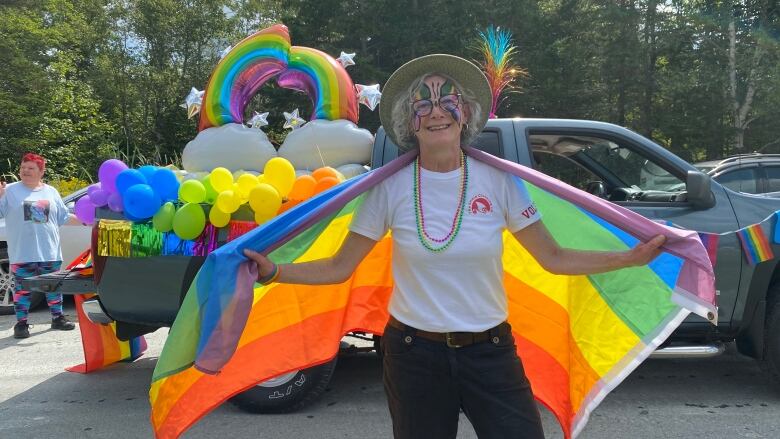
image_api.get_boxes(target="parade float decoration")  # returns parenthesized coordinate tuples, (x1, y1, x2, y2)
(77, 24, 376, 258)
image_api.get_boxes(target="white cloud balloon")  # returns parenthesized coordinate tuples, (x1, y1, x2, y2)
(182, 123, 277, 173)
(278, 119, 373, 171)
(337, 163, 370, 180)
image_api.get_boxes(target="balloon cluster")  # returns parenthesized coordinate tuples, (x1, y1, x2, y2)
(75, 160, 179, 226)
(77, 157, 345, 242)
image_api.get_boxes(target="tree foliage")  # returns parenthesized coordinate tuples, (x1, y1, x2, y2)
(1, 0, 778, 181)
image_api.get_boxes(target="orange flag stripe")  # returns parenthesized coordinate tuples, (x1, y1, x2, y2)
(152, 285, 393, 433)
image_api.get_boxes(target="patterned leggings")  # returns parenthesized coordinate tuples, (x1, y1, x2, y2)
(12, 261, 64, 322)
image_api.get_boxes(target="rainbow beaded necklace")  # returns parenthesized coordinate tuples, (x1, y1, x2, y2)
(413, 151, 469, 252)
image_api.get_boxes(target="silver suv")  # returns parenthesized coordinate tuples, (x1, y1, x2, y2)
(696, 153, 780, 196)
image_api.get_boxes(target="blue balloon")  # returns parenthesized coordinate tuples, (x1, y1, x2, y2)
(150, 168, 180, 202)
(116, 169, 148, 195)
(138, 165, 158, 182)
(123, 184, 161, 219)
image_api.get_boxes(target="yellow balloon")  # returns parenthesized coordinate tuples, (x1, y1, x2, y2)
(263, 157, 296, 197)
(232, 182, 248, 203)
(254, 210, 275, 225)
(237, 173, 259, 196)
(216, 190, 240, 213)
(210, 167, 234, 193)
(256, 174, 266, 185)
(248, 183, 281, 217)
(208, 206, 231, 228)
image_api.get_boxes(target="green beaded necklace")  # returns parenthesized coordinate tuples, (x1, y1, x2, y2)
(413, 151, 469, 253)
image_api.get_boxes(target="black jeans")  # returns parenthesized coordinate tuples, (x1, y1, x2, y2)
(381, 322, 545, 439)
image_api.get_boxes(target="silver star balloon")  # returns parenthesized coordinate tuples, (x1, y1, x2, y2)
(337, 51, 356, 68)
(219, 45, 232, 60)
(283, 108, 306, 130)
(247, 111, 269, 129)
(355, 84, 381, 111)
(180, 87, 204, 119)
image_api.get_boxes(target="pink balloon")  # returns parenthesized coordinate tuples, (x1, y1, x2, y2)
(98, 159, 129, 193)
(107, 192, 123, 212)
(74, 195, 96, 225)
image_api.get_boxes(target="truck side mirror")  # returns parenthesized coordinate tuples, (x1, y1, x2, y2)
(686, 170, 715, 209)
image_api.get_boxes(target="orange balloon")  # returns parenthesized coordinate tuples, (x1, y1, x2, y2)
(288, 175, 317, 201)
(313, 176, 339, 194)
(277, 199, 302, 214)
(312, 166, 339, 182)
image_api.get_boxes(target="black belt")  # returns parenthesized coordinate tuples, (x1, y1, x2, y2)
(387, 316, 510, 348)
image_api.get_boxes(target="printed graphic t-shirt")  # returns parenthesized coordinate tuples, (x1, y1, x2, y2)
(349, 157, 541, 332)
(0, 182, 69, 264)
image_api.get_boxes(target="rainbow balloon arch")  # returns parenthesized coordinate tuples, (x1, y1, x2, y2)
(78, 24, 372, 256)
(198, 24, 358, 130)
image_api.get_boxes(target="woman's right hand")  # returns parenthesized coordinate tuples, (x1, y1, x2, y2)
(243, 249, 276, 280)
(0, 181, 6, 198)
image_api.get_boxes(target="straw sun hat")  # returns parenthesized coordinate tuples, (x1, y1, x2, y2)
(379, 54, 492, 150)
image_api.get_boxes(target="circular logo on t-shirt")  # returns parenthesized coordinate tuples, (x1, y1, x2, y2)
(469, 195, 493, 214)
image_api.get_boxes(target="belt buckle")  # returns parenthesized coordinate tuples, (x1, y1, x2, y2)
(446, 332, 462, 348)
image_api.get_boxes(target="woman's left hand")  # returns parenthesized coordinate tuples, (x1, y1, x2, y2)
(627, 235, 666, 266)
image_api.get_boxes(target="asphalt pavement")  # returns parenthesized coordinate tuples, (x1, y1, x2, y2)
(1, 305, 779, 438)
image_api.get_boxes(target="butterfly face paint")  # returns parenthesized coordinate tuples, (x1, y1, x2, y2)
(411, 78, 462, 131)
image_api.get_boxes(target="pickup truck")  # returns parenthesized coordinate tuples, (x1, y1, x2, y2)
(24, 117, 780, 412)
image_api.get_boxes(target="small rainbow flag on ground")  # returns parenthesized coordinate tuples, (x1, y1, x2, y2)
(65, 251, 147, 374)
(149, 148, 716, 439)
(737, 223, 774, 265)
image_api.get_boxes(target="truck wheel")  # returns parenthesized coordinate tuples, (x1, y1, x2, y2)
(0, 248, 14, 316)
(230, 356, 338, 413)
(763, 299, 780, 385)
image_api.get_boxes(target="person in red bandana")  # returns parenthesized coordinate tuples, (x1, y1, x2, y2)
(0, 153, 79, 339)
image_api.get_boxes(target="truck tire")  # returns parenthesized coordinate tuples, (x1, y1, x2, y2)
(763, 299, 780, 386)
(230, 356, 338, 413)
(0, 247, 14, 316)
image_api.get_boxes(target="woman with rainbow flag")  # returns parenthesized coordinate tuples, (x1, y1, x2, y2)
(244, 54, 666, 439)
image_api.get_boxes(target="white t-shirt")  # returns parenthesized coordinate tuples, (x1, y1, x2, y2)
(0, 182, 69, 264)
(350, 157, 541, 332)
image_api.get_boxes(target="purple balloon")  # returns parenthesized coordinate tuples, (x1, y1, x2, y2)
(90, 189, 109, 207)
(74, 195, 96, 225)
(98, 159, 129, 193)
(87, 183, 101, 197)
(123, 184, 161, 219)
(116, 169, 148, 195)
(107, 192, 124, 212)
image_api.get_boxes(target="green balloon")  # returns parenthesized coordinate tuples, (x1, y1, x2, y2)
(152, 202, 176, 232)
(173, 202, 206, 240)
(202, 175, 218, 204)
(179, 179, 207, 204)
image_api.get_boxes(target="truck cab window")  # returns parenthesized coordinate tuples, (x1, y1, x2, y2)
(528, 133, 685, 202)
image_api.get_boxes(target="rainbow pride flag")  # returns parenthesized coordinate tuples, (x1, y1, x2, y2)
(65, 251, 148, 374)
(737, 223, 774, 265)
(149, 148, 716, 438)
